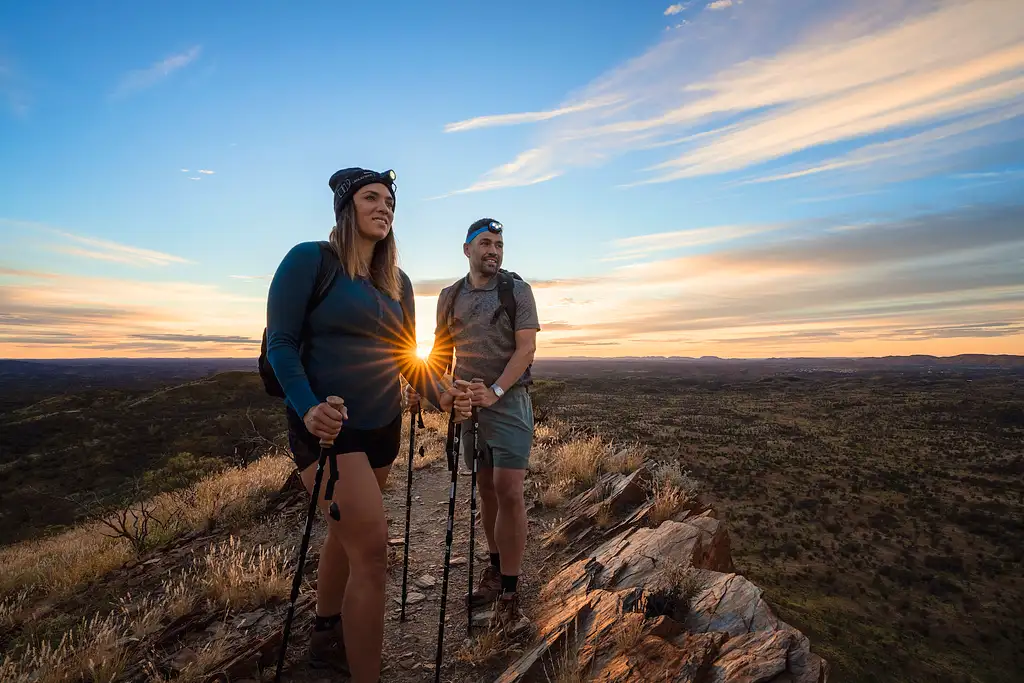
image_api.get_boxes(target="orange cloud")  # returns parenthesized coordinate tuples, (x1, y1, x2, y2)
(4, 204, 1022, 359)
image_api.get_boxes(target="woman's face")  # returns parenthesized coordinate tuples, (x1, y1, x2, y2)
(353, 183, 395, 242)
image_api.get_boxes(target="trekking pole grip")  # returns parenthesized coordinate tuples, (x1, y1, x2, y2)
(318, 395, 345, 447)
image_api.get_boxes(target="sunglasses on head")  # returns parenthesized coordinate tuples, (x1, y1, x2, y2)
(466, 220, 503, 244)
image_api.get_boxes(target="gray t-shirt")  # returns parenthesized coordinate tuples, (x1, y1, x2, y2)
(436, 272, 540, 388)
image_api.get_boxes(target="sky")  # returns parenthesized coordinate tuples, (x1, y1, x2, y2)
(1, 0, 1022, 360)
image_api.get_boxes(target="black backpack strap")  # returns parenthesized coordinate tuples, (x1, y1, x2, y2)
(298, 242, 341, 357)
(429, 277, 465, 377)
(491, 270, 518, 328)
(308, 241, 341, 315)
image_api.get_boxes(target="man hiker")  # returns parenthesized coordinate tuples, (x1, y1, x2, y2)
(423, 217, 540, 634)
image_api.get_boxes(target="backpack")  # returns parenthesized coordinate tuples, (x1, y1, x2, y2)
(258, 241, 340, 398)
(429, 269, 527, 380)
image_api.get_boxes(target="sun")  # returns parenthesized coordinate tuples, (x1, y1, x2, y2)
(416, 344, 432, 359)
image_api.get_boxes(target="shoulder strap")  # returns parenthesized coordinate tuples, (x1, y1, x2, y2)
(429, 277, 466, 377)
(308, 241, 341, 315)
(494, 270, 518, 328)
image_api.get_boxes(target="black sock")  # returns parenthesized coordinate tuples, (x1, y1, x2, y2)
(314, 613, 341, 631)
(500, 574, 519, 594)
(490, 553, 501, 571)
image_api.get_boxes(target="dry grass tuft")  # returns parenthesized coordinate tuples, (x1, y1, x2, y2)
(0, 587, 32, 632)
(0, 611, 129, 683)
(539, 478, 571, 508)
(613, 611, 647, 655)
(531, 432, 648, 508)
(650, 482, 688, 525)
(647, 461, 702, 524)
(200, 536, 290, 611)
(0, 455, 293, 606)
(169, 454, 293, 532)
(456, 628, 509, 667)
(0, 524, 131, 603)
(652, 461, 701, 496)
(543, 526, 569, 548)
(533, 418, 568, 446)
(595, 501, 615, 530)
(606, 442, 646, 474)
(161, 570, 200, 621)
(548, 436, 607, 489)
(645, 564, 712, 623)
(160, 632, 231, 683)
(541, 629, 585, 683)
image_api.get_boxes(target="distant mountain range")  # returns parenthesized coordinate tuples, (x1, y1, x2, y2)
(535, 354, 1024, 369)
(2, 353, 1023, 379)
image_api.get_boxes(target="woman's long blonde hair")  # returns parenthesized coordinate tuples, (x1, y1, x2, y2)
(328, 200, 403, 300)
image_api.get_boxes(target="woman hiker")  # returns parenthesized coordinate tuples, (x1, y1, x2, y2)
(265, 167, 472, 682)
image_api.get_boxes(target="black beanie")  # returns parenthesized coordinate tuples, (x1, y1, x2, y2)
(329, 168, 397, 220)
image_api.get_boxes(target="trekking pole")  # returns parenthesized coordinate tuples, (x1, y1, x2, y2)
(275, 396, 345, 683)
(434, 404, 462, 683)
(400, 402, 424, 622)
(466, 378, 483, 637)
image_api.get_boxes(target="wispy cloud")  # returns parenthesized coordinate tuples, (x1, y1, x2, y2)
(198, 169, 215, 175)
(2, 220, 194, 267)
(706, 0, 734, 9)
(523, 203, 1024, 356)
(664, 3, 687, 16)
(444, 96, 622, 133)
(444, 0, 1024, 194)
(51, 230, 192, 267)
(605, 223, 783, 262)
(131, 333, 259, 345)
(113, 45, 202, 98)
(0, 268, 263, 358)
(230, 274, 271, 281)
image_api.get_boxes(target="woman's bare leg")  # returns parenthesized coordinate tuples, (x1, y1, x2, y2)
(300, 462, 395, 619)
(301, 452, 389, 683)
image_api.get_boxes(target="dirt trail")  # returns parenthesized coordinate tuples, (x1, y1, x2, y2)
(279, 435, 555, 683)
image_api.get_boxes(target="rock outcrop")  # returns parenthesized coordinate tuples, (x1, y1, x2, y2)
(495, 465, 829, 683)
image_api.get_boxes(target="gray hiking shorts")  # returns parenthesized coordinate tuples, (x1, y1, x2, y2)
(460, 384, 534, 470)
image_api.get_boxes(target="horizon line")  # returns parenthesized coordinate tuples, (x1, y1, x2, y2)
(3, 353, 1022, 363)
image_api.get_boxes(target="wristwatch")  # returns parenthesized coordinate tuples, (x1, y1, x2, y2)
(490, 383, 505, 399)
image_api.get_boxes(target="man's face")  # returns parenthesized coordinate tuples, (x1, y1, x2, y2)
(464, 232, 503, 276)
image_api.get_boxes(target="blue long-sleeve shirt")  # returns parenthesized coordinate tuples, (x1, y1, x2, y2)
(266, 241, 440, 430)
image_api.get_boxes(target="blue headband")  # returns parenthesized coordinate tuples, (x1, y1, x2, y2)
(465, 220, 503, 244)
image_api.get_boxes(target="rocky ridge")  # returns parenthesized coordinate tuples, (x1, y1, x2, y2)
(490, 465, 829, 682)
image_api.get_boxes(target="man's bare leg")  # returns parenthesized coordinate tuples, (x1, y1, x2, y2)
(476, 466, 499, 554)
(490, 466, 530, 633)
(493, 467, 527, 578)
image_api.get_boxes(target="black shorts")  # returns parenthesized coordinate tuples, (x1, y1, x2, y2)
(286, 408, 402, 472)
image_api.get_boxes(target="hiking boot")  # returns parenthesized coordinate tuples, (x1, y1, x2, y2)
(469, 565, 502, 608)
(309, 619, 350, 674)
(489, 592, 531, 637)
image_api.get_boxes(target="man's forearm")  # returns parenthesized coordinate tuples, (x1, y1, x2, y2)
(494, 343, 536, 393)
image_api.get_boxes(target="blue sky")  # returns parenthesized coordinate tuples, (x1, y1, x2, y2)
(1, 0, 1022, 359)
